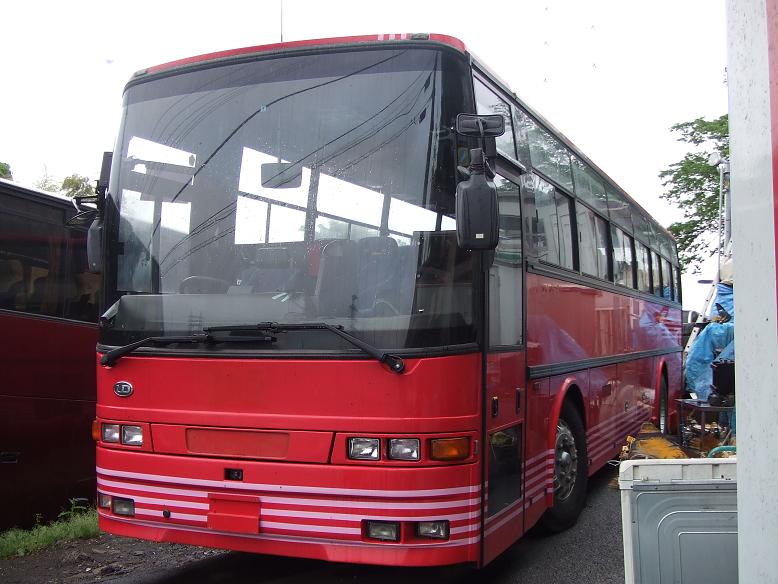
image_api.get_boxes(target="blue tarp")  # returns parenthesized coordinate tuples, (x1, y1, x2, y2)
(685, 322, 735, 400)
(716, 339, 735, 362)
(709, 283, 734, 321)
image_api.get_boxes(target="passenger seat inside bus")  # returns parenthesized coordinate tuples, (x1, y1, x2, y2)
(314, 239, 358, 317)
(354, 236, 398, 314)
(238, 247, 292, 293)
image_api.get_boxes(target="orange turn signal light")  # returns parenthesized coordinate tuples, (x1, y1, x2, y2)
(91, 419, 100, 442)
(430, 437, 470, 461)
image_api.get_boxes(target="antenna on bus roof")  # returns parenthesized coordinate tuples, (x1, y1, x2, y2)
(280, 0, 284, 42)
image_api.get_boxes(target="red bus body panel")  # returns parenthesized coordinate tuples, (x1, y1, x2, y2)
(97, 448, 480, 566)
(97, 353, 482, 566)
(144, 34, 468, 75)
(0, 312, 97, 529)
(97, 354, 480, 434)
(526, 273, 682, 467)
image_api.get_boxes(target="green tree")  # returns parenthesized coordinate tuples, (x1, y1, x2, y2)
(659, 115, 729, 271)
(60, 174, 93, 198)
(35, 168, 60, 193)
(0, 162, 11, 180)
(34, 171, 93, 197)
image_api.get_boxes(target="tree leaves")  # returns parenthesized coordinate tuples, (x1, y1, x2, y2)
(659, 115, 728, 271)
(60, 174, 93, 198)
(33, 171, 93, 197)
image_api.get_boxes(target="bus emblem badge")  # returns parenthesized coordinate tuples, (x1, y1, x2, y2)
(114, 381, 134, 397)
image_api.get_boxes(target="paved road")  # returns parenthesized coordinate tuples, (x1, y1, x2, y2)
(113, 466, 624, 584)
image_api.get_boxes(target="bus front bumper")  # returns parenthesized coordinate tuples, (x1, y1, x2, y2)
(96, 447, 481, 567)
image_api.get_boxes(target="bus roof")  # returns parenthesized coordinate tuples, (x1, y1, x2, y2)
(140, 33, 468, 76)
(0, 177, 73, 206)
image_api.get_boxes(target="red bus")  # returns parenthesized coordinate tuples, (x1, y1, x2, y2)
(0, 178, 99, 529)
(91, 34, 682, 567)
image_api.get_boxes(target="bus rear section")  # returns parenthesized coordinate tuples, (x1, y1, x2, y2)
(0, 179, 99, 529)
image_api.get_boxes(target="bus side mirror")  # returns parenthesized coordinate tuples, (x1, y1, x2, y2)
(75, 151, 112, 273)
(455, 148, 499, 250)
(87, 217, 104, 273)
(456, 113, 504, 170)
(454, 114, 505, 251)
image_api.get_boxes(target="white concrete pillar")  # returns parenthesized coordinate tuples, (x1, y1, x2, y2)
(728, 1, 778, 582)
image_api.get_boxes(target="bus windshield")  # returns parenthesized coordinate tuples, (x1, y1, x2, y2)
(102, 47, 476, 352)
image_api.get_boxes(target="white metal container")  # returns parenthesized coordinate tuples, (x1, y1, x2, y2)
(620, 458, 738, 584)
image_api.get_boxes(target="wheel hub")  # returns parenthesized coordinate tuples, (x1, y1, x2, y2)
(554, 419, 578, 501)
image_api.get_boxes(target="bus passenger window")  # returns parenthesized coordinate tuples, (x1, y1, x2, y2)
(651, 252, 663, 296)
(576, 204, 609, 280)
(611, 227, 634, 288)
(474, 79, 516, 160)
(0, 259, 24, 310)
(636, 244, 651, 293)
(556, 192, 574, 271)
(576, 204, 599, 277)
(661, 258, 673, 300)
(0, 209, 68, 318)
(489, 175, 523, 347)
(511, 108, 532, 168)
(523, 174, 559, 265)
(674, 266, 682, 302)
(527, 124, 573, 191)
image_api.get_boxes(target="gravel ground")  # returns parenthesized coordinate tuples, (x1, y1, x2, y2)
(0, 466, 624, 584)
(0, 534, 226, 584)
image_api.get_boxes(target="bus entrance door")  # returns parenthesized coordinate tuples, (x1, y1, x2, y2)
(481, 350, 526, 565)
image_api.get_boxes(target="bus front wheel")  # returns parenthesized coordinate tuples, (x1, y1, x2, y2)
(538, 401, 588, 533)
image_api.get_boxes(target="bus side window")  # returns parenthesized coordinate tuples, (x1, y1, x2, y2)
(522, 174, 559, 265)
(611, 227, 634, 288)
(63, 228, 100, 322)
(555, 191, 575, 271)
(636, 243, 651, 294)
(661, 257, 673, 300)
(651, 251, 663, 296)
(576, 203, 599, 277)
(0, 205, 64, 317)
(489, 175, 523, 347)
(474, 78, 517, 161)
(0, 258, 24, 310)
(674, 266, 682, 303)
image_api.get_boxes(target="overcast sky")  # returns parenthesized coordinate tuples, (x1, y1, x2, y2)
(0, 0, 727, 308)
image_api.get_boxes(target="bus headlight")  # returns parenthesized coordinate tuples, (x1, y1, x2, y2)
(365, 520, 400, 541)
(112, 497, 135, 517)
(102, 424, 120, 443)
(417, 520, 450, 540)
(388, 438, 420, 461)
(348, 438, 380, 460)
(121, 426, 143, 446)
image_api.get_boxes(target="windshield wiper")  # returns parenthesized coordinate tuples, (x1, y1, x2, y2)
(204, 322, 406, 374)
(100, 330, 276, 367)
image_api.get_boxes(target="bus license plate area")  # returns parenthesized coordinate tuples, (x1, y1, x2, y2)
(207, 493, 261, 534)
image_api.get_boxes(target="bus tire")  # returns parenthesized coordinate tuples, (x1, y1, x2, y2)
(658, 375, 669, 434)
(538, 400, 588, 533)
